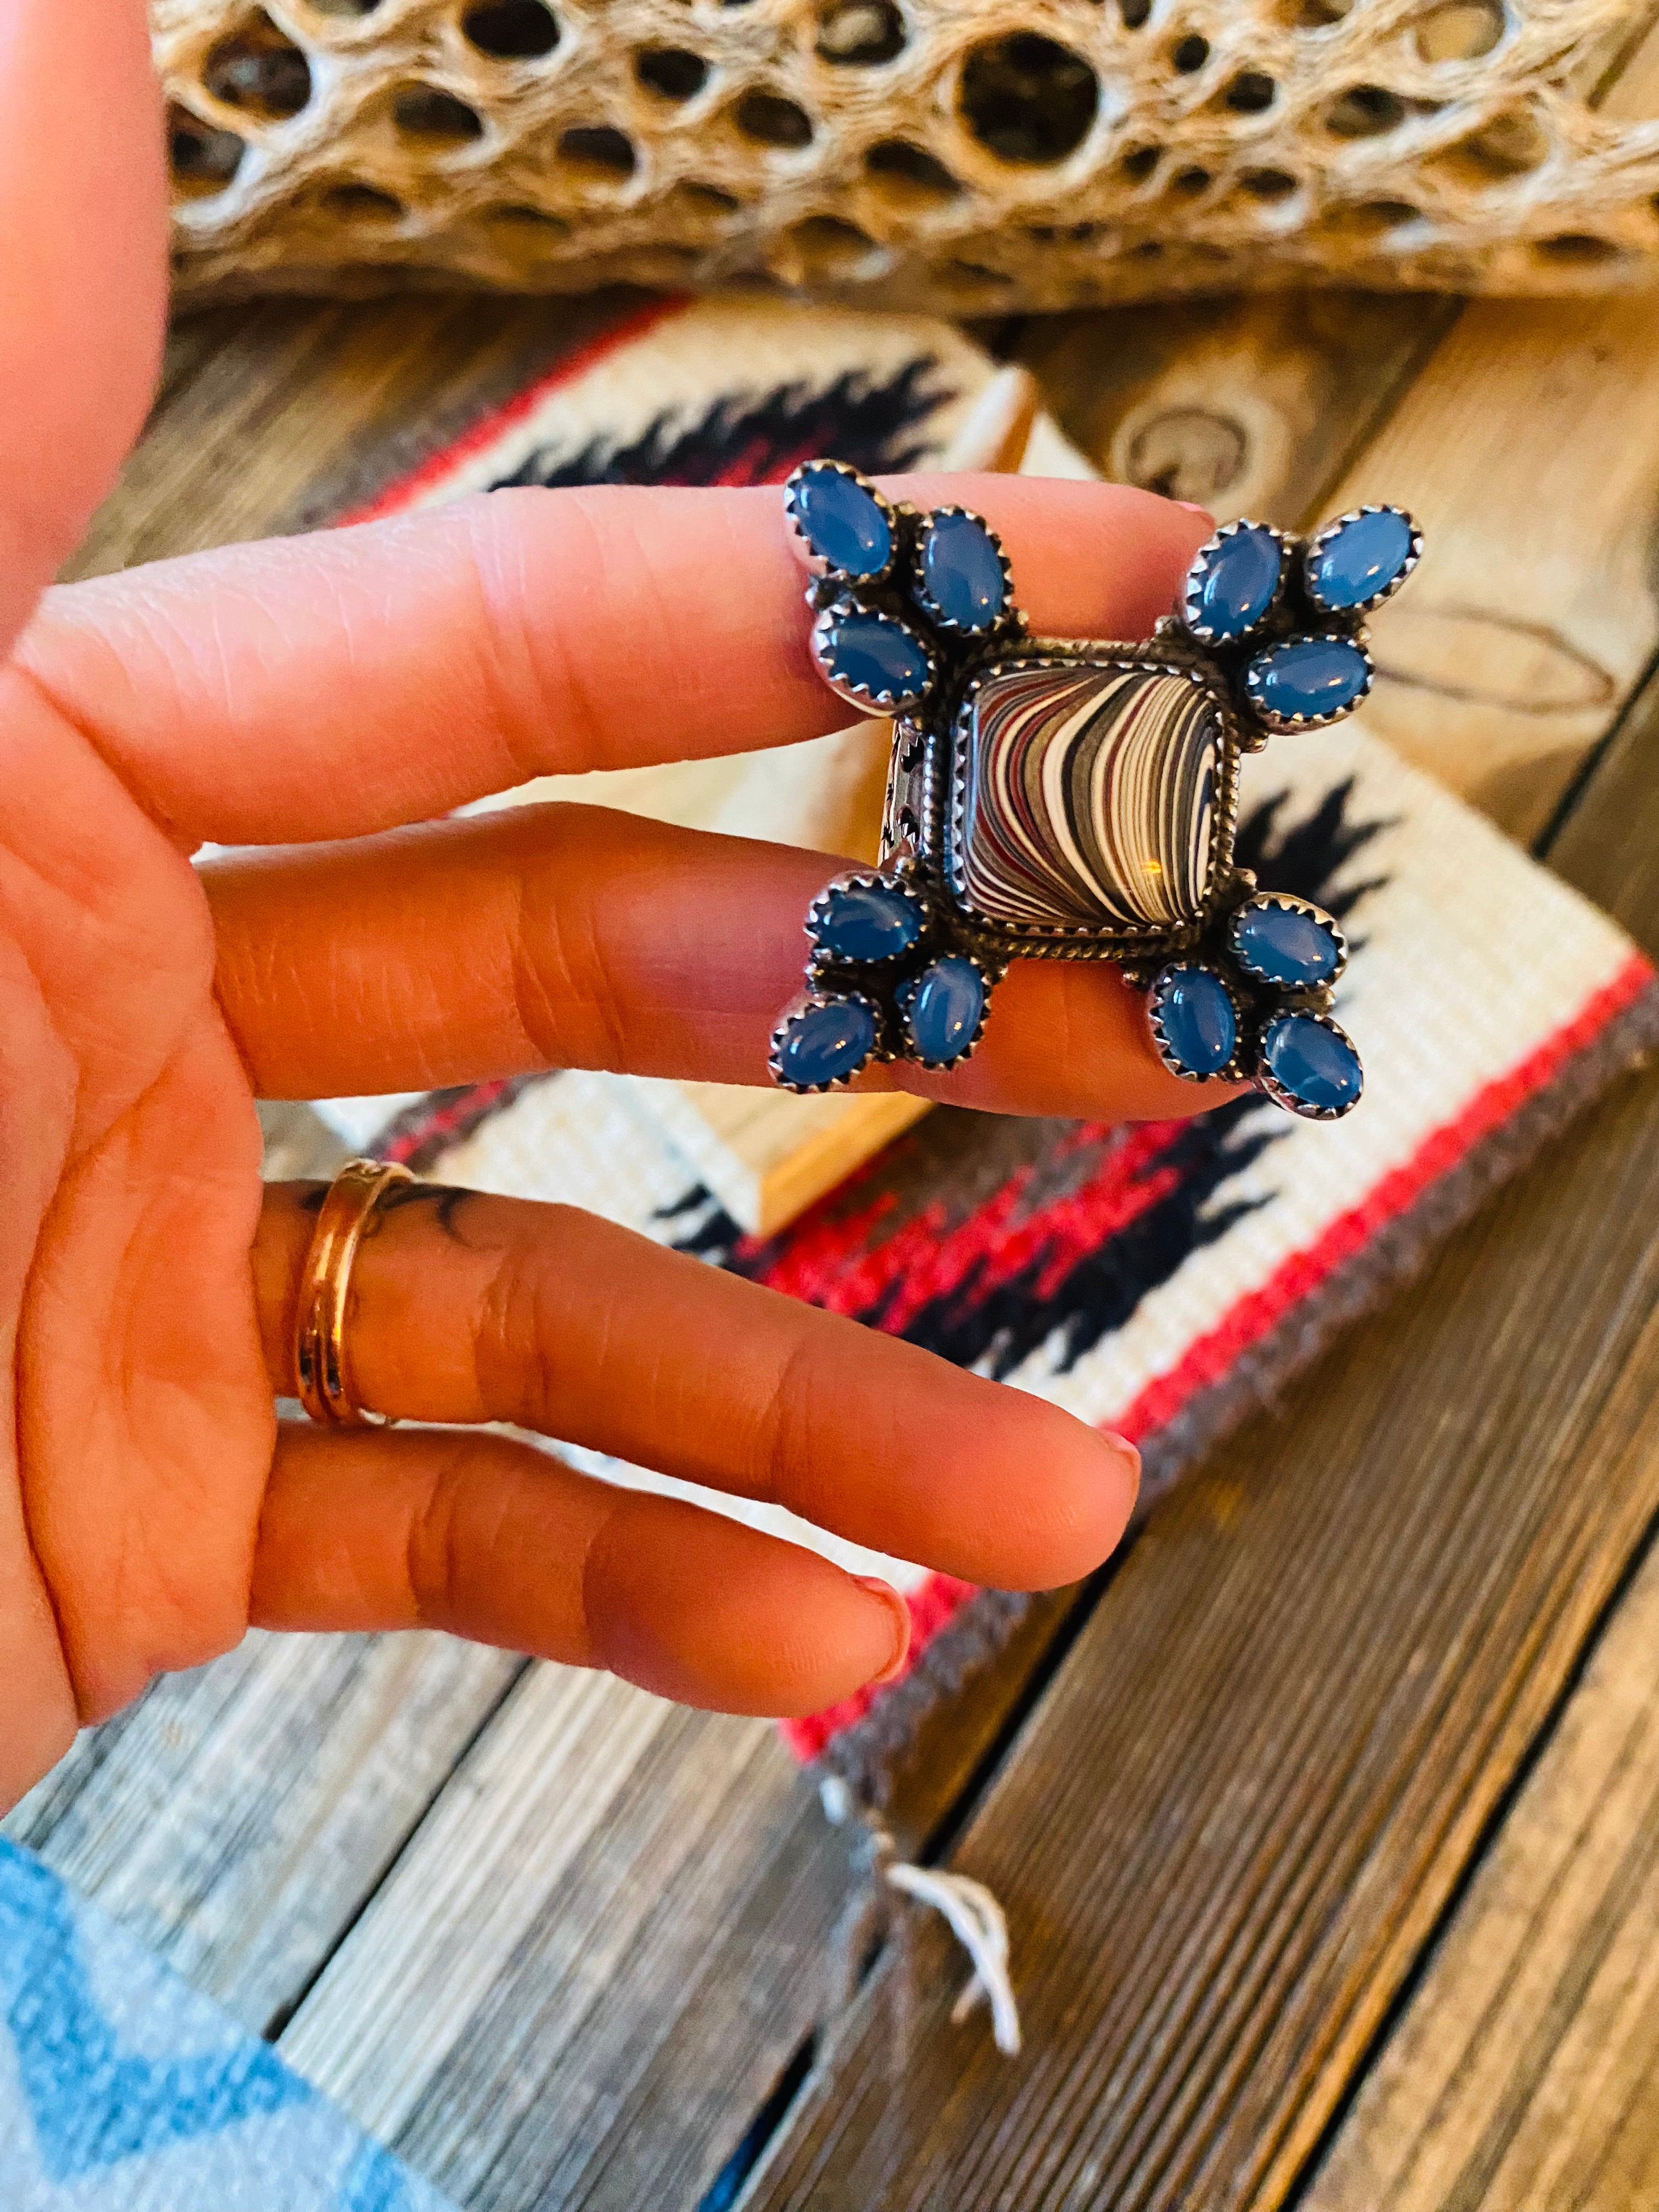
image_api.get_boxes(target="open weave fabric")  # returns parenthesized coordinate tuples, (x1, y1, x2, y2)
(309, 293, 1659, 1798)
(0, 1841, 454, 2212)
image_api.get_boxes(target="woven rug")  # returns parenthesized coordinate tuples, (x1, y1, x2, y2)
(306, 294, 1659, 1798)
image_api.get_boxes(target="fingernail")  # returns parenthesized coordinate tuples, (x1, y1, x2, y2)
(1176, 500, 1215, 522)
(855, 1576, 912, 1686)
(1105, 1432, 1143, 1515)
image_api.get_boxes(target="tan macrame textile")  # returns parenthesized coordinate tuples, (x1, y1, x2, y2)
(160, 0, 1659, 308)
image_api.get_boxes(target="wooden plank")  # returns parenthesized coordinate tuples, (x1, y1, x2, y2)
(1312, 27, 1659, 842)
(1301, 1532, 1659, 2211)
(1008, 290, 1457, 528)
(279, 1584, 1072, 2212)
(1, 1629, 522, 2036)
(733, 678, 1659, 2211)
(66, 290, 639, 577)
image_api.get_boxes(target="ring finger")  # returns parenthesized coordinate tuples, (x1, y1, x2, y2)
(251, 1180, 1139, 1708)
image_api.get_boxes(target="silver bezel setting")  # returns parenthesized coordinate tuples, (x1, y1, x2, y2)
(909, 505, 1019, 639)
(773, 462, 1418, 1118)
(1242, 630, 1375, 734)
(944, 648, 1239, 952)
(810, 599, 938, 715)
(1256, 1008, 1364, 1121)
(782, 457, 899, 583)
(1302, 504, 1424, 619)
(767, 987, 884, 1094)
(893, 951, 1000, 1072)
(1225, 891, 1349, 991)
(804, 868, 932, 971)
(1146, 960, 1249, 1086)
(1180, 518, 1295, 645)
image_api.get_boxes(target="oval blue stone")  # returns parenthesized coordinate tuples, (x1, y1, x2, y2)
(793, 466, 892, 575)
(906, 956, 984, 1063)
(1192, 526, 1281, 639)
(778, 997, 877, 1087)
(814, 882, 924, 962)
(1229, 900, 1340, 988)
(1309, 508, 1413, 611)
(824, 612, 931, 703)
(1153, 965, 1236, 1076)
(921, 512, 1007, 629)
(1249, 636, 1370, 723)
(1262, 1013, 1362, 1113)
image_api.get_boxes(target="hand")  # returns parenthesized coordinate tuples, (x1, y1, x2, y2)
(0, 1, 1220, 1812)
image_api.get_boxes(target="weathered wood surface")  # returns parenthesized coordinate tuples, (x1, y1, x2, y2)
(1294, 670, 1659, 2212)
(1302, 1528, 1659, 2211)
(737, 662, 1659, 2212)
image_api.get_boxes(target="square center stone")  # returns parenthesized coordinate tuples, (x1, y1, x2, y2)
(951, 659, 1223, 933)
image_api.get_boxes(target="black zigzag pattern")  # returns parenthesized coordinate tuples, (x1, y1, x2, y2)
(490, 359, 953, 493)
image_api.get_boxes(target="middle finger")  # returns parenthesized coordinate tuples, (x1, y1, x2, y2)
(206, 802, 1234, 1121)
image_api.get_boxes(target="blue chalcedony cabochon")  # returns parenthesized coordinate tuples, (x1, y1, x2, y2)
(814, 882, 926, 962)
(1262, 1012, 1363, 1111)
(1228, 899, 1342, 988)
(777, 997, 877, 1086)
(1152, 965, 1237, 1075)
(1307, 507, 1414, 612)
(1188, 526, 1282, 639)
(906, 956, 985, 1062)
(792, 466, 892, 575)
(1246, 635, 1370, 723)
(821, 611, 932, 703)
(918, 512, 1007, 630)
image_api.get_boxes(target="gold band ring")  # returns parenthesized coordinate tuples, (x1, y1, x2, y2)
(294, 1157, 414, 1426)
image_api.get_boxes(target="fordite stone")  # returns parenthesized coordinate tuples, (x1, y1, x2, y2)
(954, 661, 1221, 932)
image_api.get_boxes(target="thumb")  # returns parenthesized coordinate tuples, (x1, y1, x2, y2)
(0, 0, 167, 657)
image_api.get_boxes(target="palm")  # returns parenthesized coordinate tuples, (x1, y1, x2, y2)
(4, 707, 270, 1740)
(1, 1, 1207, 1813)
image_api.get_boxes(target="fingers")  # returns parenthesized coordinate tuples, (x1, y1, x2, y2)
(207, 803, 1234, 1119)
(0, 0, 166, 654)
(255, 1181, 1140, 1593)
(252, 1423, 911, 1718)
(18, 477, 1210, 845)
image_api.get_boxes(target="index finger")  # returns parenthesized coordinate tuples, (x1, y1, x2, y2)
(16, 476, 1209, 846)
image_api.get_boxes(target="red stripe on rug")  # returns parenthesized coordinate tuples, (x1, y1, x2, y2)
(781, 1574, 980, 1763)
(335, 296, 689, 526)
(785, 949, 1654, 1763)
(1111, 949, 1653, 1447)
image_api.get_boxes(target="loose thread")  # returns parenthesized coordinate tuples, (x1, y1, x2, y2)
(820, 1780, 1022, 2062)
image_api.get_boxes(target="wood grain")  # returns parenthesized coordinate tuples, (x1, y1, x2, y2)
(1008, 291, 1458, 527)
(1314, 24, 1659, 841)
(2, 1629, 522, 2036)
(1302, 1532, 1659, 2211)
(736, 684, 1659, 2211)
